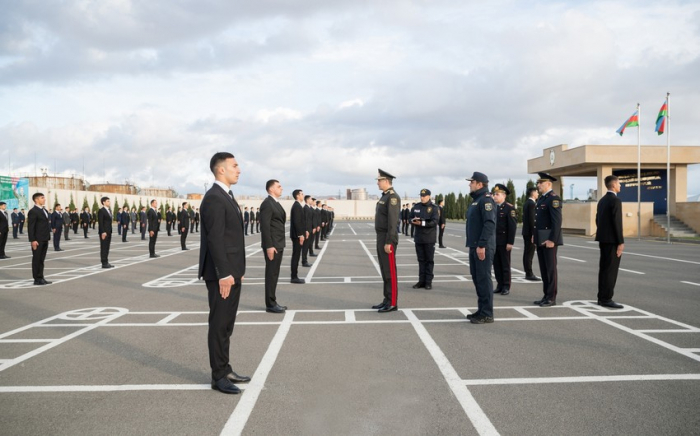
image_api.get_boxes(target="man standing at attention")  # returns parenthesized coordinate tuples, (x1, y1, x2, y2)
(0, 202, 9, 259)
(521, 187, 540, 281)
(98, 197, 114, 269)
(409, 189, 439, 290)
(595, 175, 624, 309)
(243, 207, 249, 236)
(289, 189, 306, 284)
(50, 204, 65, 251)
(492, 184, 516, 296)
(371, 169, 401, 313)
(260, 179, 288, 313)
(533, 173, 563, 307)
(179, 202, 190, 250)
(147, 199, 160, 258)
(28, 193, 52, 284)
(465, 172, 496, 324)
(199, 152, 250, 394)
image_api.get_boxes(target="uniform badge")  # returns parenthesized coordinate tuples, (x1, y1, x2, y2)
(485, 203, 493, 211)
(427, 207, 432, 214)
(390, 198, 398, 206)
(552, 200, 560, 208)
(510, 210, 516, 217)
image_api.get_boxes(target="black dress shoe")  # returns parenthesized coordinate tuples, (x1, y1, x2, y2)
(33, 280, 45, 285)
(598, 300, 624, 309)
(525, 275, 542, 281)
(470, 315, 494, 324)
(0, 255, 10, 259)
(371, 302, 388, 309)
(412, 282, 425, 289)
(290, 278, 305, 284)
(314, 246, 320, 250)
(54, 248, 64, 252)
(150, 254, 160, 258)
(226, 372, 251, 383)
(439, 245, 447, 248)
(66, 238, 71, 241)
(182, 247, 189, 250)
(302, 262, 312, 267)
(378, 305, 398, 313)
(266, 305, 286, 313)
(533, 298, 545, 305)
(466, 312, 480, 320)
(501, 288, 510, 296)
(309, 253, 317, 257)
(102, 263, 114, 269)
(539, 299, 556, 307)
(493, 287, 503, 294)
(41, 279, 52, 285)
(425, 284, 432, 290)
(211, 377, 241, 394)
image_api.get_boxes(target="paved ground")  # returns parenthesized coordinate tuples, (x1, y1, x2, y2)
(1, 222, 699, 435)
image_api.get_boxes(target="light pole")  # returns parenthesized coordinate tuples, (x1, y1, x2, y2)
(570, 184, 574, 200)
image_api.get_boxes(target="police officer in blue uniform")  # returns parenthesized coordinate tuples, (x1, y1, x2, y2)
(409, 189, 439, 290)
(533, 172, 563, 307)
(371, 169, 401, 313)
(465, 172, 496, 324)
(492, 183, 517, 296)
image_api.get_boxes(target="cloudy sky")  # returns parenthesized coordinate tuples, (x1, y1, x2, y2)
(1, 0, 699, 200)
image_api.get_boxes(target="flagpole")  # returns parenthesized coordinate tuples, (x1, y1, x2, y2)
(666, 93, 671, 244)
(637, 103, 641, 241)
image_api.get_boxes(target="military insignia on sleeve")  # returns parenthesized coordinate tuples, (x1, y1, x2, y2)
(485, 203, 493, 211)
(552, 200, 560, 208)
(390, 198, 398, 206)
(427, 207, 432, 213)
(510, 210, 516, 217)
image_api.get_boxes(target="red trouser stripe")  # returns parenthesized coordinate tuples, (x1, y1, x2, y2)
(388, 246, 398, 306)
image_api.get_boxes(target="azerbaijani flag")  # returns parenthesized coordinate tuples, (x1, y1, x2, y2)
(655, 101, 667, 135)
(616, 110, 639, 136)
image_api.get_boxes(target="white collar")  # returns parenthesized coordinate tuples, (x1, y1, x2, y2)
(607, 190, 617, 196)
(214, 180, 230, 192)
(269, 194, 280, 203)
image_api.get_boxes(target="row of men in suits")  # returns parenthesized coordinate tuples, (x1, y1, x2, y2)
(165, 206, 200, 237)
(243, 207, 258, 235)
(0, 202, 10, 258)
(9, 208, 26, 238)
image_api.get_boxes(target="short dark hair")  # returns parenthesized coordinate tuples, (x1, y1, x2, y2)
(527, 187, 538, 197)
(210, 152, 235, 174)
(304, 195, 311, 201)
(316, 200, 321, 206)
(100, 196, 109, 204)
(292, 189, 303, 200)
(32, 192, 44, 201)
(265, 179, 279, 192)
(604, 175, 619, 189)
(182, 202, 188, 207)
(150, 199, 156, 206)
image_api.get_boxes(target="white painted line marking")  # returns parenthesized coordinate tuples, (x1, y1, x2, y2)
(344, 277, 351, 283)
(0, 384, 232, 393)
(304, 239, 329, 283)
(619, 268, 645, 275)
(404, 309, 499, 436)
(345, 310, 356, 323)
(347, 223, 357, 235)
(358, 240, 382, 276)
(221, 310, 295, 436)
(156, 313, 181, 325)
(567, 244, 700, 265)
(560, 256, 586, 263)
(514, 308, 539, 319)
(0, 339, 55, 343)
(681, 281, 700, 287)
(637, 329, 700, 333)
(462, 374, 700, 386)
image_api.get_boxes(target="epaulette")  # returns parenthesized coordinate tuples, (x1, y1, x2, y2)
(506, 202, 513, 207)
(485, 193, 492, 197)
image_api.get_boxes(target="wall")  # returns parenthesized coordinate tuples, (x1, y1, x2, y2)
(674, 202, 700, 234)
(562, 202, 654, 237)
(29, 187, 200, 213)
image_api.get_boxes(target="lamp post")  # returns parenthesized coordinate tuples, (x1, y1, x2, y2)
(570, 184, 574, 200)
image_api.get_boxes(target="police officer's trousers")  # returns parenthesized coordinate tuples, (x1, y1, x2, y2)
(469, 246, 494, 318)
(493, 245, 511, 290)
(414, 242, 435, 285)
(536, 245, 558, 301)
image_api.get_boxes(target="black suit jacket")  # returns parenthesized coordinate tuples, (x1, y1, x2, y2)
(595, 192, 624, 244)
(80, 212, 90, 226)
(98, 208, 112, 234)
(303, 204, 314, 233)
(51, 211, 63, 229)
(1, 210, 9, 233)
(290, 201, 305, 240)
(147, 208, 161, 232)
(534, 191, 563, 246)
(312, 208, 321, 227)
(521, 198, 536, 237)
(179, 209, 190, 229)
(198, 184, 245, 280)
(28, 206, 51, 242)
(260, 195, 286, 251)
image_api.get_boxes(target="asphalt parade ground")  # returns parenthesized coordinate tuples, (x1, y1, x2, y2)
(1, 222, 699, 435)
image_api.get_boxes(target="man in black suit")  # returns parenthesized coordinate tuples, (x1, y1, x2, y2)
(533, 173, 563, 307)
(320, 204, 329, 240)
(179, 202, 190, 250)
(199, 152, 250, 395)
(11, 207, 19, 239)
(595, 175, 625, 309)
(18, 209, 26, 235)
(176, 206, 182, 235)
(71, 209, 79, 234)
(80, 207, 91, 238)
(0, 202, 9, 259)
(248, 208, 255, 234)
(194, 208, 200, 232)
(138, 207, 146, 240)
(62, 208, 71, 241)
(521, 187, 540, 281)
(290, 189, 306, 284)
(437, 200, 446, 248)
(50, 204, 65, 251)
(314, 200, 322, 250)
(301, 195, 315, 266)
(98, 197, 114, 268)
(120, 206, 130, 242)
(243, 207, 249, 236)
(189, 207, 196, 234)
(254, 207, 260, 233)
(147, 199, 160, 258)
(28, 193, 52, 284)
(260, 179, 288, 312)
(165, 206, 173, 236)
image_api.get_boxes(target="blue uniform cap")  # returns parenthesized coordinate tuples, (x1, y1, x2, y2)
(466, 172, 489, 183)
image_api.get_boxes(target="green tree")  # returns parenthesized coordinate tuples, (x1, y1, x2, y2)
(138, 198, 144, 210)
(53, 193, 59, 209)
(122, 198, 130, 211)
(68, 193, 76, 211)
(92, 195, 99, 215)
(456, 192, 466, 220)
(82, 195, 89, 210)
(506, 179, 516, 206)
(113, 197, 120, 220)
(159, 203, 165, 219)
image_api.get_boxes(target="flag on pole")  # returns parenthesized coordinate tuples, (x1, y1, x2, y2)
(655, 101, 667, 135)
(616, 110, 639, 136)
